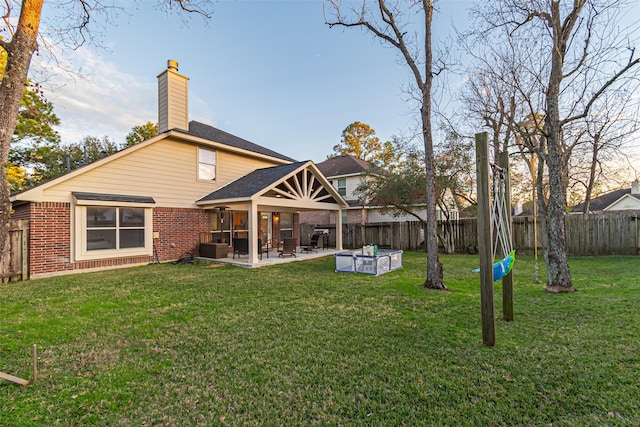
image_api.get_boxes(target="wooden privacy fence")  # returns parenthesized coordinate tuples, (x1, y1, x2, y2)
(1, 219, 29, 283)
(302, 211, 640, 256)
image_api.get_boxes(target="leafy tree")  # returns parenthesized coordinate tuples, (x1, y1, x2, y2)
(0, 1, 214, 259)
(6, 162, 28, 192)
(13, 82, 60, 145)
(355, 133, 475, 254)
(34, 136, 119, 181)
(326, 0, 447, 290)
(2, 34, 61, 191)
(125, 122, 158, 147)
(8, 85, 62, 181)
(331, 121, 397, 168)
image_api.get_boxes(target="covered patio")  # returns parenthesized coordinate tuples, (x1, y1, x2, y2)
(195, 161, 347, 267)
(198, 244, 340, 268)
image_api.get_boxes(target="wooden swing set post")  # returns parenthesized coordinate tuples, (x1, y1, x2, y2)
(475, 132, 496, 346)
(499, 151, 514, 321)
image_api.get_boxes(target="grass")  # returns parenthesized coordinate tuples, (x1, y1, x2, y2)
(1, 252, 639, 426)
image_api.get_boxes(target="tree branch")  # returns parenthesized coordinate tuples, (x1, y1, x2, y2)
(169, 0, 213, 18)
(562, 55, 640, 125)
(324, 0, 426, 92)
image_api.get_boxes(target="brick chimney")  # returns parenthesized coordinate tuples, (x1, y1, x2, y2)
(157, 59, 189, 133)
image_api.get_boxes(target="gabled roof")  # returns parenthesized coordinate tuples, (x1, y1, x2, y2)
(185, 121, 296, 163)
(571, 188, 636, 212)
(198, 162, 306, 201)
(11, 121, 295, 201)
(197, 161, 348, 209)
(316, 155, 371, 178)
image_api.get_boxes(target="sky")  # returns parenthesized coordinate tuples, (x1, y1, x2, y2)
(34, 0, 472, 164)
(33, 0, 640, 171)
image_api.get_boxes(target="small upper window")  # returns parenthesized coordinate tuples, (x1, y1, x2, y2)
(198, 147, 216, 180)
(337, 178, 347, 197)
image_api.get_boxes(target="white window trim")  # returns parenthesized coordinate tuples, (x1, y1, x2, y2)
(73, 202, 153, 262)
(337, 178, 347, 197)
(198, 147, 217, 181)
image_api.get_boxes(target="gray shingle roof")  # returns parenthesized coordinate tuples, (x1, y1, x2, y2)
(315, 155, 371, 177)
(72, 192, 155, 204)
(185, 121, 297, 163)
(571, 188, 632, 212)
(198, 161, 308, 202)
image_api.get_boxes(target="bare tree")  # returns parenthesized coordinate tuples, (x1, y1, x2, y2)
(0, 0, 214, 267)
(324, 0, 447, 290)
(473, 0, 640, 292)
(572, 91, 640, 212)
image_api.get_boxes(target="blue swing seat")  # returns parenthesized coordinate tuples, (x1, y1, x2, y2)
(472, 250, 516, 282)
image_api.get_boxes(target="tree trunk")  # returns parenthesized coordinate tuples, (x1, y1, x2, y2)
(582, 133, 600, 214)
(0, 0, 44, 264)
(421, 0, 446, 290)
(542, 0, 579, 293)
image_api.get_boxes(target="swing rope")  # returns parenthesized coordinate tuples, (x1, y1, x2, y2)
(472, 164, 516, 281)
(492, 165, 514, 259)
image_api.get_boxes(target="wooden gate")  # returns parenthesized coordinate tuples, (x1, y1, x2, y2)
(1, 219, 29, 283)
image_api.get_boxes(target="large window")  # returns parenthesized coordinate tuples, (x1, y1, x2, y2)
(86, 206, 146, 250)
(198, 147, 217, 180)
(75, 204, 153, 261)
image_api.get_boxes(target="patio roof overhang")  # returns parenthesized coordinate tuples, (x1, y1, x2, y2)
(195, 161, 347, 265)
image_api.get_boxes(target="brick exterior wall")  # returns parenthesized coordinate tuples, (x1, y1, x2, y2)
(29, 202, 74, 276)
(299, 208, 367, 226)
(293, 212, 300, 244)
(154, 207, 210, 260)
(19, 203, 300, 278)
(346, 208, 366, 224)
(25, 203, 211, 278)
(11, 203, 31, 220)
(299, 210, 332, 225)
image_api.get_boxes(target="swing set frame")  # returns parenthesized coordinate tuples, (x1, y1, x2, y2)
(475, 132, 515, 347)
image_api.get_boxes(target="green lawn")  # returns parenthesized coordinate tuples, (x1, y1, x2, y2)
(1, 253, 639, 426)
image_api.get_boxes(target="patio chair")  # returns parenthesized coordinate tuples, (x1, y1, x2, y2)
(258, 238, 269, 259)
(279, 238, 297, 257)
(233, 238, 248, 259)
(301, 234, 320, 253)
(233, 238, 268, 260)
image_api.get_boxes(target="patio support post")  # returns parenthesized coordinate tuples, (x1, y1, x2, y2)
(336, 208, 343, 250)
(248, 201, 259, 265)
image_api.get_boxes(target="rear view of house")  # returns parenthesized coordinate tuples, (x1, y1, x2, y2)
(10, 60, 346, 279)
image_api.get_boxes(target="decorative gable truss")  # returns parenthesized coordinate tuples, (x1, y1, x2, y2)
(260, 166, 341, 209)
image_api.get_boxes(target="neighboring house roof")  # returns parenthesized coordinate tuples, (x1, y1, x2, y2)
(185, 121, 297, 163)
(315, 155, 371, 178)
(571, 188, 638, 212)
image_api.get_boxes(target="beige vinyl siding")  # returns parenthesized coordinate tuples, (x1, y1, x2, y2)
(606, 195, 640, 211)
(332, 175, 365, 200)
(41, 138, 283, 207)
(367, 209, 427, 223)
(158, 67, 189, 132)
